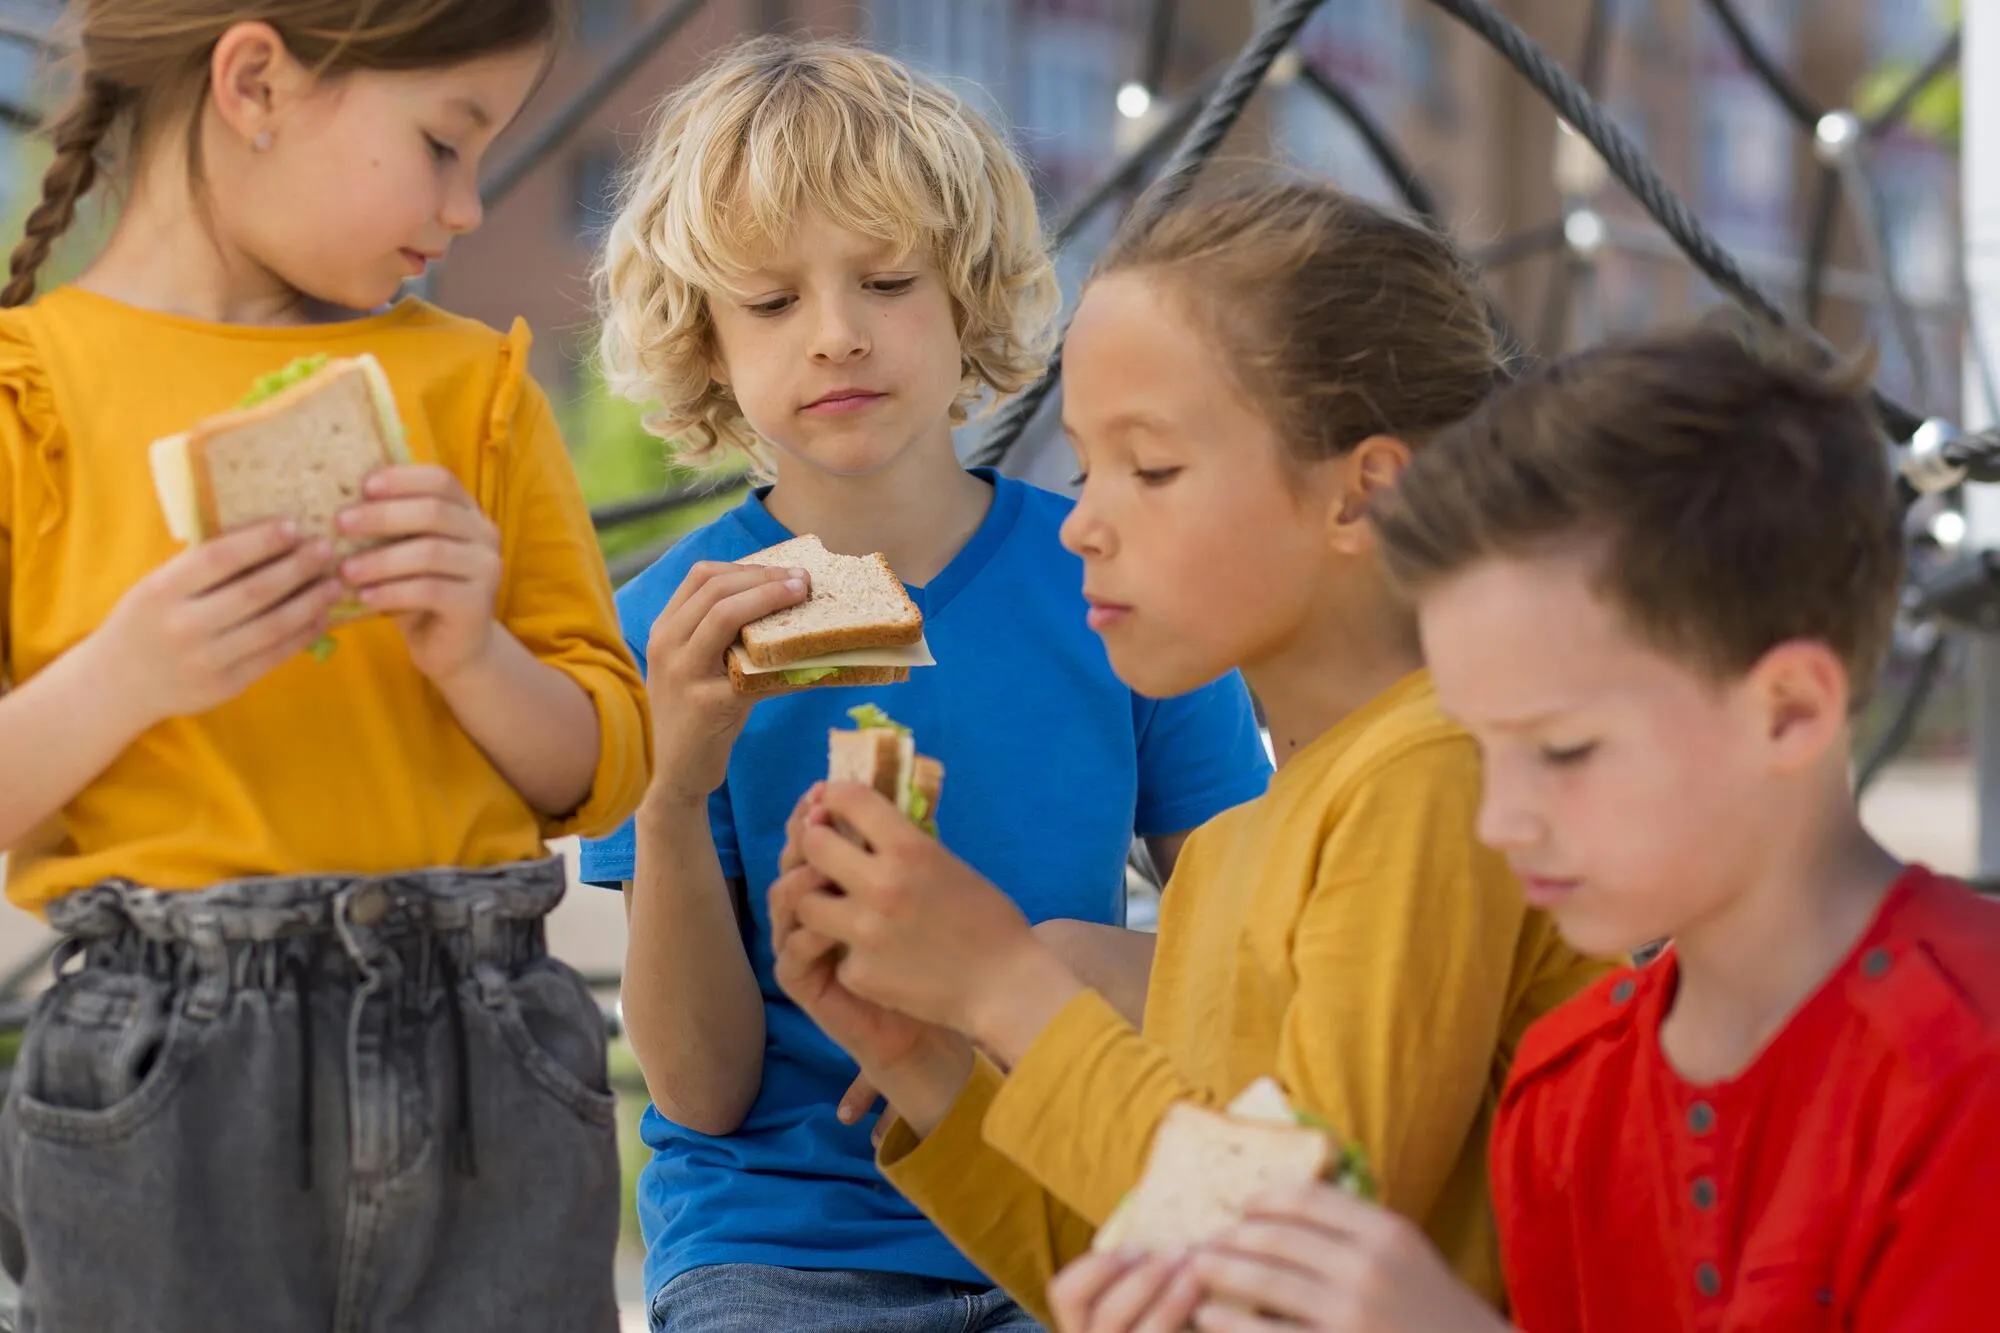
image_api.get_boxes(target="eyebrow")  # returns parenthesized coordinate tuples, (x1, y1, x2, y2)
(1062, 411, 1173, 439)
(449, 97, 492, 130)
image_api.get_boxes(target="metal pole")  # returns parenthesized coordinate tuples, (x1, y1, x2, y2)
(479, 0, 711, 209)
(1964, 3, 2000, 874)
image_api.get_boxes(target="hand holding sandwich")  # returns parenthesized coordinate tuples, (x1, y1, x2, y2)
(642, 560, 812, 808)
(335, 465, 502, 682)
(1048, 1183, 1510, 1333)
(95, 519, 345, 725)
(787, 781, 1087, 1068)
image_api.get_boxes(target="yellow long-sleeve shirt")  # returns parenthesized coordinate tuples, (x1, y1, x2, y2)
(879, 670, 1608, 1324)
(0, 286, 651, 915)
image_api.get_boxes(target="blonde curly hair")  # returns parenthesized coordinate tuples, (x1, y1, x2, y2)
(596, 35, 1061, 476)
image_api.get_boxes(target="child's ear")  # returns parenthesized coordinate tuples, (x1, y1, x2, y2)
(1748, 640, 1850, 773)
(1326, 434, 1412, 555)
(209, 22, 312, 148)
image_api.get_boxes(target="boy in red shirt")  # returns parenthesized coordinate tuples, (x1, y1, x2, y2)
(1045, 322, 2000, 1333)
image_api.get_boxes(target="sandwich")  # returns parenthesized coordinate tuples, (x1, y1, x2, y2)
(149, 353, 411, 658)
(827, 705, 943, 837)
(1091, 1078, 1374, 1256)
(727, 535, 935, 694)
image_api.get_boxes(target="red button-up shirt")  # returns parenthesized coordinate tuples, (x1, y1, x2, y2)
(1492, 866, 2000, 1332)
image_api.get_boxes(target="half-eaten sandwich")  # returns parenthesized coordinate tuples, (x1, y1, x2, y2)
(827, 705, 943, 838)
(728, 535, 934, 694)
(1092, 1078, 1374, 1255)
(150, 353, 411, 654)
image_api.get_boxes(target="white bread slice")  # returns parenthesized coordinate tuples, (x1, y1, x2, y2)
(734, 534, 924, 668)
(825, 719, 944, 838)
(1092, 1101, 1334, 1254)
(727, 647, 911, 695)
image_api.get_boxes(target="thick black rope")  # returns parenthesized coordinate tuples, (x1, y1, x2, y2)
(1701, 0, 1821, 131)
(1537, 0, 1614, 356)
(1293, 62, 1441, 225)
(971, 0, 1330, 468)
(1418, 0, 1927, 446)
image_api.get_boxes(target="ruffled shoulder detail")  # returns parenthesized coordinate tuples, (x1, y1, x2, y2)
(0, 306, 67, 537)
(475, 317, 535, 513)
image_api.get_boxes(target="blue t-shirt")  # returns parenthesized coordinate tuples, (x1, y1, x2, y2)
(582, 469, 1271, 1296)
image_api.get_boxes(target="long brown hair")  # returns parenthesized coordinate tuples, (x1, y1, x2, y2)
(1092, 174, 1510, 466)
(5, 0, 569, 307)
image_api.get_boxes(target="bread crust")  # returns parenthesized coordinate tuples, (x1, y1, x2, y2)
(726, 648, 911, 695)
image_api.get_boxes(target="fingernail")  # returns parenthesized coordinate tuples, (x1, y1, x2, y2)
(786, 578, 807, 594)
(279, 520, 299, 540)
(788, 567, 807, 579)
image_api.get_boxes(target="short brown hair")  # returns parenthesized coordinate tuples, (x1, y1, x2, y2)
(5, 0, 567, 307)
(1091, 173, 1511, 464)
(1373, 321, 1903, 698)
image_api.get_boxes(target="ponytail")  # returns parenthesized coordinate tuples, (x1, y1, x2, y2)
(1, 72, 125, 309)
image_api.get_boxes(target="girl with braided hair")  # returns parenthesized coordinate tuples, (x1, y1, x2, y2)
(0, 4, 650, 1329)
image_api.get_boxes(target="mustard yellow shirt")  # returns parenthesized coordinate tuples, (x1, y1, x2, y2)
(879, 670, 1607, 1323)
(0, 287, 651, 914)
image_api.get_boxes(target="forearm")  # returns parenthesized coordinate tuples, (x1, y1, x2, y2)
(0, 639, 152, 853)
(623, 795, 766, 1135)
(1036, 920, 1156, 1028)
(435, 628, 599, 817)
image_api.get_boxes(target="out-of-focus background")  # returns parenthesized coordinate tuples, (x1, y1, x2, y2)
(0, 0, 1975, 1324)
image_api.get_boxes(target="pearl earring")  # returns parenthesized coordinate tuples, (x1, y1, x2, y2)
(251, 130, 273, 152)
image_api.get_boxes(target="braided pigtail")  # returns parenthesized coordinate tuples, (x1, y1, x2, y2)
(1, 71, 125, 308)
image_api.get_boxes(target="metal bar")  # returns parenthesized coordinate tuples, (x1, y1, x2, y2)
(1834, 146, 1935, 413)
(589, 469, 749, 532)
(0, 12, 59, 55)
(1138, 0, 1178, 96)
(1473, 222, 1567, 269)
(1865, 27, 1961, 140)
(1800, 163, 1840, 323)
(1294, 61, 1441, 223)
(0, 98, 35, 133)
(479, 0, 711, 209)
(1700, 0, 1819, 130)
(1596, 215, 1963, 315)
(1961, 0, 2000, 875)
(1854, 631, 1949, 796)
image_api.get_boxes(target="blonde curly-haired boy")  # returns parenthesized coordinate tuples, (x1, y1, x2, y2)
(580, 35, 1272, 1333)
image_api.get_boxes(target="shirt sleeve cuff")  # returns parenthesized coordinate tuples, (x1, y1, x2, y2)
(878, 1050, 1007, 1184)
(983, 988, 1132, 1179)
(538, 661, 653, 841)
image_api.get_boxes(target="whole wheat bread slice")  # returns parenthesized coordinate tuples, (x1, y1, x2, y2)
(188, 360, 397, 559)
(1092, 1103, 1334, 1254)
(828, 727, 911, 802)
(735, 535, 923, 669)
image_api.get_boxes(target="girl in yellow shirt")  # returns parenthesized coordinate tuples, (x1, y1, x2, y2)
(0, 4, 648, 1330)
(767, 175, 1609, 1327)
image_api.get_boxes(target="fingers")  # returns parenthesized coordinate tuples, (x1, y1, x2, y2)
(209, 577, 346, 678)
(191, 540, 342, 635)
(338, 484, 494, 547)
(768, 864, 834, 954)
(354, 576, 493, 617)
(1049, 1252, 1201, 1333)
(1241, 1181, 1375, 1241)
(1187, 1250, 1329, 1328)
(772, 924, 845, 994)
(161, 520, 316, 599)
(1189, 1299, 1293, 1333)
(837, 1072, 881, 1126)
(683, 570, 812, 667)
(779, 784, 828, 874)
(340, 535, 497, 589)
(1206, 1218, 1344, 1283)
(810, 783, 920, 856)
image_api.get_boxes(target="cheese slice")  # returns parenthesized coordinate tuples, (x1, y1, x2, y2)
(729, 636, 938, 675)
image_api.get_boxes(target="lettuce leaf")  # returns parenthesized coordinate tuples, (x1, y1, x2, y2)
(782, 666, 841, 686)
(847, 704, 909, 734)
(308, 633, 338, 663)
(240, 354, 330, 409)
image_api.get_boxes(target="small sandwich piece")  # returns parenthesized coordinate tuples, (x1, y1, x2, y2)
(150, 353, 411, 656)
(826, 705, 943, 837)
(1092, 1078, 1373, 1256)
(727, 535, 935, 694)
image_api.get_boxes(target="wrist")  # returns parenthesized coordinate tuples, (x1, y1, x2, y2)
(69, 627, 164, 737)
(876, 1034, 975, 1140)
(426, 619, 508, 693)
(963, 935, 1085, 1069)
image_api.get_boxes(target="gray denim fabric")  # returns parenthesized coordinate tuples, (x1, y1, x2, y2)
(0, 858, 620, 1333)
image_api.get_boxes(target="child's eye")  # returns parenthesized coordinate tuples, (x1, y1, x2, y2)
(1068, 470, 1089, 487)
(1540, 742, 1598, 767)
(746, 296, 796, 317)
(869, 277, 918, 295)
(1134, 467, 1183, 487)
(424, 134, 459, 164)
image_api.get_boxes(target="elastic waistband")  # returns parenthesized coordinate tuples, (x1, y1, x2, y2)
(48, 858, 567, 947)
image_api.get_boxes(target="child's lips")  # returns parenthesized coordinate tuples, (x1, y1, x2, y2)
(802, 389, 888, 414)
(1085, 598, 1132, 631)
(1519, 874, 1582, 908)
